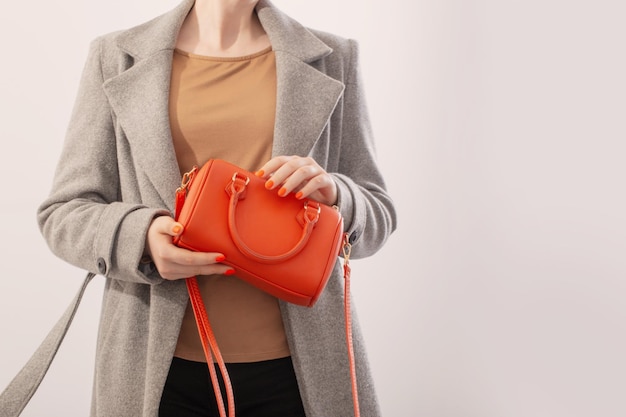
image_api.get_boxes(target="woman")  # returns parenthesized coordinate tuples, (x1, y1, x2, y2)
(36, 0, 396, 415)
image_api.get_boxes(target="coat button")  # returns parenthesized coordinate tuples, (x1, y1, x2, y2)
(97, 258, 107, 274)
(348, 231, 359, 244)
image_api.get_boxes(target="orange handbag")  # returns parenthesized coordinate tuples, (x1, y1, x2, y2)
(173, 158, 345, 307)
(173, 159, 361, 417)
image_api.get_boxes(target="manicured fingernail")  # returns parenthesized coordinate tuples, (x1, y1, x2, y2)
(215, 255, 226, 262)
(172, 225, 182, 234)
(265, 180, 274, 189)
(295, 191, 303, 200)
(256, 169, 264, 177)
(224, 269, 236, 276)
(278, 187, 287, 197)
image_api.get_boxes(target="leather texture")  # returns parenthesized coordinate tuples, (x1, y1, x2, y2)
(174, 159, 344, 307)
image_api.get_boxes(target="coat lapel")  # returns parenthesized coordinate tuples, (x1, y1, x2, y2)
(271, 52, 345, 157)
(256, 1, 345, 157)
(102, 0, 195, 210)
(101, 0, 344, 210)
(103, 51, 181, 210)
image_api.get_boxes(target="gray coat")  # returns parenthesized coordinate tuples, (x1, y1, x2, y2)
(28, 0, 396, 415)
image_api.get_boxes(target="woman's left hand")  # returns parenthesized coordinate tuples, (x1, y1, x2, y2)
(256, 155, 338, 206)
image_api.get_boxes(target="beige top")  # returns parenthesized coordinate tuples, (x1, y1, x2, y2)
(169, 46, 291, 363)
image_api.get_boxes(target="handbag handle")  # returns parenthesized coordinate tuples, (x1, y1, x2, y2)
(227, 172, 320, 264)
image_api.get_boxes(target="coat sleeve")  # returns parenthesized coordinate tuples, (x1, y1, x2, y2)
(37, 37, 169, 284)
(331, 39, 398, 259)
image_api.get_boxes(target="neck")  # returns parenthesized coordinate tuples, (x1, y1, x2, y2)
(179, 0, 268, 56)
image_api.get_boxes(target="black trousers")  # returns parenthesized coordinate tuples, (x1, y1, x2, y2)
(159, 356, 306, 417)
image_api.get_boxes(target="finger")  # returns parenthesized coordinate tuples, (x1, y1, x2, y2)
(153, 246, 230, 280)
(276, 164, 323, 197)
(265, 157, 318, 192)
(298, 173, 338, 205)
(160, 263, 236, 281)
(151, 216, 183, 237)
(186, 264, 236, 277)
(160, 245, 227, 267)
(255, 155, 294, 179)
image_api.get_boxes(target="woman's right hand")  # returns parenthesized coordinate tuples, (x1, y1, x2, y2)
(144, 216, 234, 280)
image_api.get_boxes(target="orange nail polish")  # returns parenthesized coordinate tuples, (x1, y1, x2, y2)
(278, 187, 287, 197)
(215, 255, 226, 262)
(295, 191, 303, 200)
(265, 180, 274, 189)
(172, 225, 182, 234)
(225, 269, 236, 276)
(256, 169, 265, 177)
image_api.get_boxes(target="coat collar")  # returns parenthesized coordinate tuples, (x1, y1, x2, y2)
(103, 0, 345, 211)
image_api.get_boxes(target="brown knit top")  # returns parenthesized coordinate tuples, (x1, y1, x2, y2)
(169, 46, 290, 363)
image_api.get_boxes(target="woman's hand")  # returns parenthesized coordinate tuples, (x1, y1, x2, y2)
(255, 156, 338, 206)
(144, 216, 234, 280)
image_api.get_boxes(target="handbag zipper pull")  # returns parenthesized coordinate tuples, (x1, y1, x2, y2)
(342, 232, 352, 277)
(177, 165, 199, 194)
(175, 166, 198, 220)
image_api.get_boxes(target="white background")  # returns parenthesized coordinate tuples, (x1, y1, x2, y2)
(1, 0, 625, 416)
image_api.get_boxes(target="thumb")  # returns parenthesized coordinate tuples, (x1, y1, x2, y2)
(153, 216, 183, 237)
(168, 221, 184, 237)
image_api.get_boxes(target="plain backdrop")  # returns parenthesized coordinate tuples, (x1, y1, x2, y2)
(1, 0, 625, 416)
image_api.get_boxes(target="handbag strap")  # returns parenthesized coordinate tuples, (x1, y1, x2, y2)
(177, 175, 235, 417)
(342, 237, 361, 417)
(186, 277, 235, 417)
(184, 239, 359, 417)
